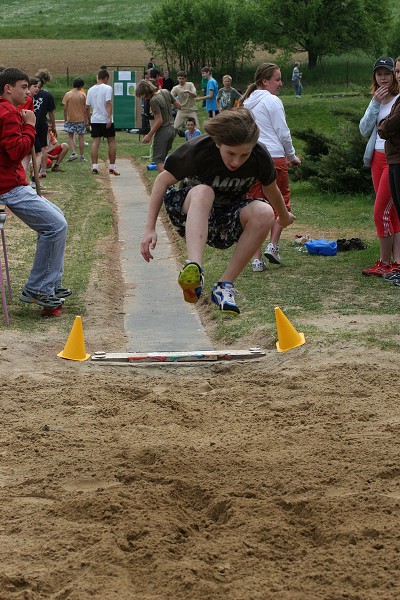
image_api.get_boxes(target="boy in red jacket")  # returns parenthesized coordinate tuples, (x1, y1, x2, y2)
(0, 68, 70, 309)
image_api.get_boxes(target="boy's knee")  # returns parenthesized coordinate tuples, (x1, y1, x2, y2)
(188, 184, 214, 202)
(243, 201, 274, 230)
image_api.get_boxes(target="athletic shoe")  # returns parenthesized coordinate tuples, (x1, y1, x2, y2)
(178, 261, 204, 303)
(362, 260, 392, 277)
(109, 168, 120, 176)
(383, 262, 400, 281)
(211, 282, 240, 315)
(389, 261, 400, 272)
(51, 164, 64, 172)
(20, 287, 64, 308)
(31, 180, 46, 190)
(80, 156, 88, 162)
(54, 287, 73, 299)
(67, 153, 78, 162)
(252, 258, 267, 272)
(39, 171, 46, 179)
(92, 168, 99, 175)
(393, 279, 400, 287)
(264, 243, 281, 264)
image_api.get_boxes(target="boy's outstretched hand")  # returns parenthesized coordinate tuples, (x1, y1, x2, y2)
(141, 229, 157, 262)
(277, 211, 296, 228)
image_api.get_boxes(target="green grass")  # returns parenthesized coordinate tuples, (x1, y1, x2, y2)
(0, 0, 159, 38)
(2, 142, 113, 331)
(117, 95, 400, 351)
(2, 93, 400, 352)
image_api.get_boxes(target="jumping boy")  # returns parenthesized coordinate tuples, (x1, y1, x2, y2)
(141, 109, 295, 315)
(0, 67, 69, 309)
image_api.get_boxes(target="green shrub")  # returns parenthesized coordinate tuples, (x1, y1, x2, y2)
(292, 118, 372, 194)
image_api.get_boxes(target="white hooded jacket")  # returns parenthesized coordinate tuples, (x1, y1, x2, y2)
(243, 90, 296, 160)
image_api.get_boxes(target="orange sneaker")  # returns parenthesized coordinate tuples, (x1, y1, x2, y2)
(362, 260, 391, 277)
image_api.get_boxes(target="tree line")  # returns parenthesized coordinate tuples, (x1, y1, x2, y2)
(146, 0, 394, 72)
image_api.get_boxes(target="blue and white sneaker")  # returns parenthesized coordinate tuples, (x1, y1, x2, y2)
(20, 287, 64, 308)
(211, 282, 240, 315)
(264, 243, 281, 264)
(178, 261, 204, 304)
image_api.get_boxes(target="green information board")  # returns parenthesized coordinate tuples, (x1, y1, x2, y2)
(113, 70, 142, 130)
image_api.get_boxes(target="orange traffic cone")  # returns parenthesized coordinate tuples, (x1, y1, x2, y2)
(57, 316, 90, 361)
(275, 307, 305, 353)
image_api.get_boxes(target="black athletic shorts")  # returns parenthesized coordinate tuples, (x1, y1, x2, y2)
(90, 122, 116, 138)
(164, 182, 266, 250)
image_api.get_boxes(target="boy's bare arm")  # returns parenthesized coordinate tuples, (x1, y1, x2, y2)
(141, 170, 178, 261)
(105, 100, 112, 128)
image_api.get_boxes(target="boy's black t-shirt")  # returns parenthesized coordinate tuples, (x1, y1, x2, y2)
(33, 90, 56, 133)
(164, 134, 276, 207)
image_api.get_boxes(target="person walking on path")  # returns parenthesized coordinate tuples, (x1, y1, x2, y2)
(240, 62, 301, 272)
(0, 67, 69, 309)
(140, 109, 295, 316)
(62, 77, 88, 163)
(86, 68, 120, 176)
(292, 62, 303, 98)
(359, 56, 400, 277)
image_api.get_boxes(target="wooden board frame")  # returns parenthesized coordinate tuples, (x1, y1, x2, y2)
(91, 348, 265, 364)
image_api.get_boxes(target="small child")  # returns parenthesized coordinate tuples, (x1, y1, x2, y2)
(184, 117, 201, 141)
(47, 121, 68, 172)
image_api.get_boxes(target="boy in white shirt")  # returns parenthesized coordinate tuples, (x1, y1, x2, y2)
(86, 68, 120, 175)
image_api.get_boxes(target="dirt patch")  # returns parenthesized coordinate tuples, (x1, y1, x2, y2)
(0, 39, 307, 78)
(0, 39, 150, 76)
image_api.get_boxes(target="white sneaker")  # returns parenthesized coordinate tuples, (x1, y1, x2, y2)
(80, 156, 88, 162)
(252, 259, 267, 272)
(264, 243, 281, 264)
(67, 153, 78, 162)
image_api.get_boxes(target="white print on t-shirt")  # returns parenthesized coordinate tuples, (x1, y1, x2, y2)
(211, 175, 256, 190)
(33, 97, 43, 112)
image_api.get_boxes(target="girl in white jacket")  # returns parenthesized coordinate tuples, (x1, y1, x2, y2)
(241, 63, 301, 271)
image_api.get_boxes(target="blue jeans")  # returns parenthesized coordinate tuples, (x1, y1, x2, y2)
(0, 185, 68, 295)
(293, 80, 303, 96)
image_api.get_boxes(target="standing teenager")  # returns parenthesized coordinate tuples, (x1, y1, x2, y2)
(241, 63, 300, 271)
(359, 57, 400, 277)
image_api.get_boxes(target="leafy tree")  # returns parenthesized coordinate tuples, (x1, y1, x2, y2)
(146, 0, 257, 74)
(387, 18, 400, 60)
(253, 0, 391, 68)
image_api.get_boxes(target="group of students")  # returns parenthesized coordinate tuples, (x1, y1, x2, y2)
(0, 65, 120, 312)
(359, 56, 400, 286)
(2, 56, 399, 319)
(139, 62, 299, 315)
(135, 67, 243, 174)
